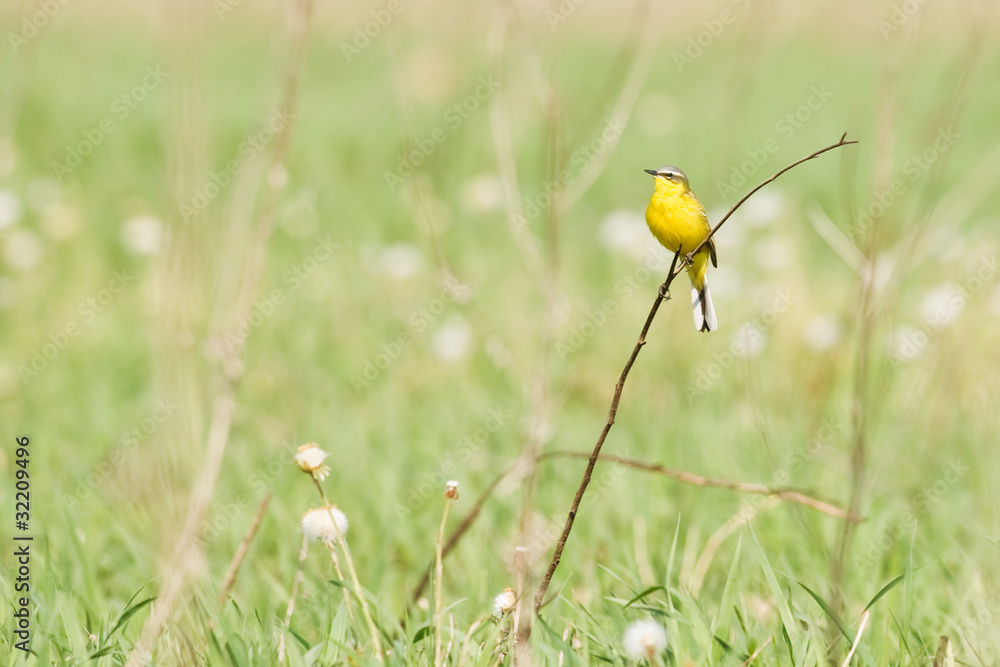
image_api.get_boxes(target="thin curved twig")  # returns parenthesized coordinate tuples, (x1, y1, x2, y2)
(541, 451, 861, 522)
(532, 135, 858, 613)
(409, 459, 522, 605)
(407, 432, 859, 606)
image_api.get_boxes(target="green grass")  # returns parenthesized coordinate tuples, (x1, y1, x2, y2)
(2, 1, 1000, 664)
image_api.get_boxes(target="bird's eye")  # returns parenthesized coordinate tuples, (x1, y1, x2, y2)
(663, 173, 672, 179)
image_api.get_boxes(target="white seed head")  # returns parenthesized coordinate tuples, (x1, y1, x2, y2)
(445, 480, 460, 500)
(431, 316, 472, 362)
(295, 443, 331, 481)
(623, 620, 667, 662)
(0, 190, 23, 230)
(121, 214, 164, 255)
(491, 588, 516, 619)
(803, 314, 841, 352)
(301, 506, 348, 545)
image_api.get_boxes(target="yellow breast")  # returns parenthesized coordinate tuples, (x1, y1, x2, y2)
(645, 189, 711, 256)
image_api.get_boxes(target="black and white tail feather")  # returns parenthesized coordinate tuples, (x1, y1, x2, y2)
(691, 282, 717, 332)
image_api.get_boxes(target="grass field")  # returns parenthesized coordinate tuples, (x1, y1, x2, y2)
(2, 0, 1000, 664)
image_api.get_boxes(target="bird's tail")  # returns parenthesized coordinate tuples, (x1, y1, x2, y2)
(691, 281, 717, 332)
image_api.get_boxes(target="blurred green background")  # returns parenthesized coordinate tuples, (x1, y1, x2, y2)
(1, 0, 999, 663)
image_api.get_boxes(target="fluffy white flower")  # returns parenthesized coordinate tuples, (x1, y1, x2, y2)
(623, 619, 667, 662)
(803, 314, 841, 352)
(41, 203, 81, 241)
(432, 316, 472, 361)
(445, 480, 459, 500)
(461, 173, 504, 213)
(732, 322, 766, 358)
(598, 209, 656, 261)
(3, 229, 42, 271)
(491, 588, 515, 619)
(919, 284, 963, 328)
(121, 214, 164, 255)
(301, 507, 348, 545)
(374, 243, 423, 281)
(0, 189, 22, 230)
(752, 235, 793, 273)
(295, 443, 331, 481)
(735, 187, 786, 228)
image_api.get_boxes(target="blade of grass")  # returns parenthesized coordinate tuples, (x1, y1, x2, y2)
(107, 597, 156, 640)
(713, 536, 743, 635)
(797, 581, 851, 642)
(623, 585, 667, 610)
(904, 527, 916, 637)
(864, 574, 905, 612)
(676, 589, 714, 657)
(665, 515, 683, 650)
(225, 634, 250, 667)
(782, 623, 795, 665)
(747, 523, 797, 642)
(712, 536, 743, 664)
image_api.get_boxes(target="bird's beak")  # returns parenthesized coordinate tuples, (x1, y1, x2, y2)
(644, 169, 657, 176)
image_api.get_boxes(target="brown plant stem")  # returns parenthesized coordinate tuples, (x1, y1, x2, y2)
(408, 431, 859, 605)
(531, 254, 678, 614)
(218, 494, 272, 606)
(308, 476, 354, 618)
(335, 536, 385, 661)
(532, 135, 858, 613)
(277, 535, 309, 664)
(124, 3, 315, 663)
(434, 494, 455, 666)
(410, 461, 519, 605)
(541, 452, 861, 522)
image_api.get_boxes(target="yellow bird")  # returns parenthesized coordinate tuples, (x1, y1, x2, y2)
(644, 165, 718, 332)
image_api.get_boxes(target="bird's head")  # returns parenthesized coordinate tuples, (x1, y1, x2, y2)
(644, 165, 690, 195)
